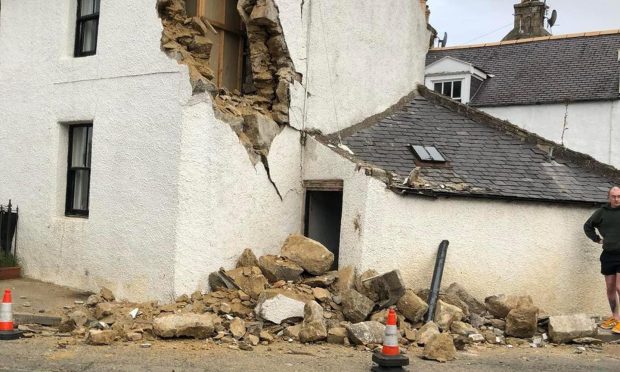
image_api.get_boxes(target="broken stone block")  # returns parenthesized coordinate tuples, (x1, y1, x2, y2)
(417, 322, 441, 346)
(246, 334, 260, 346)
(341, 289, 374, 323)
(548, 314, 597, 344)
(153, 313, 217, 339)
(258, 255, 304, 283)
(346, 321, 385, 345)
(236, 248, 259, 268)
(327, 327, 348, 344)
(259, 330, 275, 342)
(302, 272, 338, 287)
(505, 306, 538, 338)
(446, 283, 486, 316)
(249, 0, 279, 27)
(336, 266, 356, 293)
(254, 292, 306, 324)
(312, 287, 331, 302)
(126, 331, 143, 342)
(86, 294, 100, 307)
(397, 289, 428, 323)
(284, 324, 301, 340)
(468, 333, 485, 343)
(434, 300, 464, 330)
(423, 333, 456, 362)
(485, 294, 534, 319)
(100, 287, 115, 302)
(87, 330, 116, 345)
(222, 266, 268, 299)
(94, 303, 114, 320)
(404, 327, 417, 342)
(68, 310, 89, 328)
(176, 294, 190, 303)
(208, 272, 232, 291)
(355, 269, 380, 302)
(449, 321, 477, 336)
(242, 114, 281, 150)
(417, 288, 470, 317)
(299, 301, 327, 343)
(230, 317, 246, 339)
(362, 270, 405, 309)
(281, 234, 334, 275)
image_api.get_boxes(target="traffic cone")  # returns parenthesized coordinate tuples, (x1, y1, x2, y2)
(0, 289, 21, 340)
(371, 307, 409, 371)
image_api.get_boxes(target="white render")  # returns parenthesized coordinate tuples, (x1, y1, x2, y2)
(0, 0, 430, 301)
(303, 137, 608, 315)
(481, 101, 620, 169)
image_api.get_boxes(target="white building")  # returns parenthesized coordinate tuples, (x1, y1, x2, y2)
(1, 0, 617, 315)
(0, 0, 429, 301)
(425, 30, 620, 168)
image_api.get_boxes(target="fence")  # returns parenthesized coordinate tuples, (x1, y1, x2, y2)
(0, 200, 18, 256)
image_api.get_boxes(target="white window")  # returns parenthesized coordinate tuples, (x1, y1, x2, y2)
(433, 80, 462, 102)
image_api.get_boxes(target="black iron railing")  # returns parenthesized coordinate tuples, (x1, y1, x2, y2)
(0, 200, 18, 256)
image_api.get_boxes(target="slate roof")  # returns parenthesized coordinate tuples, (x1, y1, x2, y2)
(425, 31, 620, 107)
(332, 87, 619, 204)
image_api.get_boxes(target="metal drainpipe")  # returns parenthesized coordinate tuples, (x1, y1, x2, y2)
(424, 240, 449, 323)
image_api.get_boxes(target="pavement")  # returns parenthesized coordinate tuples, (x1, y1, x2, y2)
(1, 277, 91, 325)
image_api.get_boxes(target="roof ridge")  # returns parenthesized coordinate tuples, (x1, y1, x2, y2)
(429, 29, 620, 51)
(417, 85, 620, 184)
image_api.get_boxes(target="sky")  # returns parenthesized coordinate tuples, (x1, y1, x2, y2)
(428, 0, 620, 46)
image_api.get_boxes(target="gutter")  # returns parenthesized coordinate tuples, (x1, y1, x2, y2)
(388, 184, 604, 207)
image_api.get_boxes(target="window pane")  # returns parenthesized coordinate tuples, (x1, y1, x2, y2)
(443, 82, 452, 97)
(412, 145, 433, 161)
(80, 0, 97, 16)
(72, 170, 90, 211)
(71, 127, 89, 167)
(425, 146, 446, 162)
(185, 0, 198, 16)
(453, 81, 462, 98)
(204, 0, 226, 23)
(222, 32, 241, 90)
(80, 19, 98, 54)
(433, 82, 441, 93)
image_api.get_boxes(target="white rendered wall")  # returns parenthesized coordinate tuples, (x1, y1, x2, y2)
(0, 0, 187, 301)
(482, 101, 620, 169)
(277, 0, 431, 134)
(173, 95, 304, 295)
(304, 141, 608, 315)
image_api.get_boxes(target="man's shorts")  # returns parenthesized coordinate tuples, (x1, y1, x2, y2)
(600, 250, 620, 275)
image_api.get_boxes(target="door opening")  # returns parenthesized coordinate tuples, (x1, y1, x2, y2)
(304, 190, 343, 270)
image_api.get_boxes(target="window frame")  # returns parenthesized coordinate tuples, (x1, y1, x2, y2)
(65, 123, 93, 217)
(433, 80, 462, 102)
(74, 0, 100, 58)
(186, 0, 246, 91)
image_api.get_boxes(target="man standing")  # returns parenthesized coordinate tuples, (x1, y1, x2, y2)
(584, 186, 620, 333)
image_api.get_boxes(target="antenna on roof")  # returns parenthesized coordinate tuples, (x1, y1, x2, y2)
(546, 9, 558, 29)
(437, 32, 448, 48)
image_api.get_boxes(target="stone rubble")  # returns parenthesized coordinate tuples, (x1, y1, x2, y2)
(32, 234, 615, 362)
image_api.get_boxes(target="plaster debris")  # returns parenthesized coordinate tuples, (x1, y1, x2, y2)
(33, 236, 613, 360)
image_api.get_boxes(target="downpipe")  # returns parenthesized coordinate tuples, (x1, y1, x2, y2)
(424, 240, 449, 323)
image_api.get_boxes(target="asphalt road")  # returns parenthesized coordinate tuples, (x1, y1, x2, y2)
(1, 337, 620, 372)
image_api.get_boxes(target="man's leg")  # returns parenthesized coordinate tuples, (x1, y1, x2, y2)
(605, 274, 619, 319)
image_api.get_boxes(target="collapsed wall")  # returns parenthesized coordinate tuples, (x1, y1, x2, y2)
(157, 0, 300, 166)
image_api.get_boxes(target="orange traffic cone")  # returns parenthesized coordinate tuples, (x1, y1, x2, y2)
(371, 307, 409, 371)
(0, 289, 21, 340)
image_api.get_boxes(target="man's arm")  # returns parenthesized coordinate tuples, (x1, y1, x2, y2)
(584, 209, 603, 242)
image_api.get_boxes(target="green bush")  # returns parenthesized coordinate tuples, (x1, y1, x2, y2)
(0, 252, 18, 267)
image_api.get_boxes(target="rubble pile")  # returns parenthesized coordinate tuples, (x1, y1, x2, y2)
(157, 0, 301, 166)
(39, 233, 601, 360)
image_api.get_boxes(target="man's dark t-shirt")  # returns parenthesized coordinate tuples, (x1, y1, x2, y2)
(584, 204, 620, 253)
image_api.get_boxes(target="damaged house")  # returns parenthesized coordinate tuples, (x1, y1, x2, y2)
(0, 0, 617, 315)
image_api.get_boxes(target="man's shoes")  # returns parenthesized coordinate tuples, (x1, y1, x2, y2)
(600, 316, 617, 329)
(613, 322, 620, 334)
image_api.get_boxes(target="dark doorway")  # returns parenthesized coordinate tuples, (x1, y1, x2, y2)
(304, 190, 343, 270)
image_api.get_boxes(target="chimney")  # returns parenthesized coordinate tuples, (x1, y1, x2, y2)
(502, 0, 551, 41)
